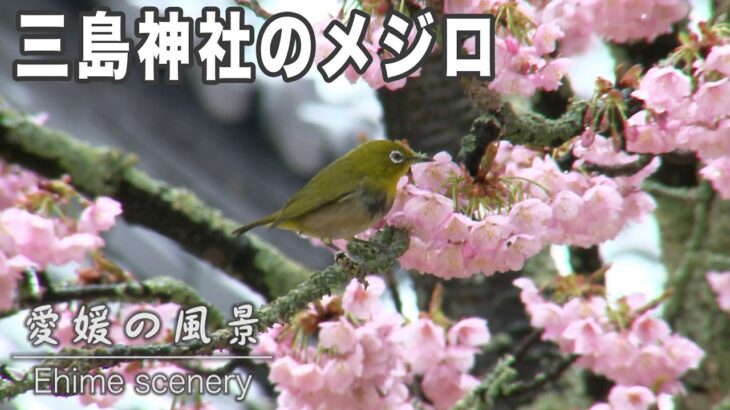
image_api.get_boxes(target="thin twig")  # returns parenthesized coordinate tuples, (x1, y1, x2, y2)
(664, 181, 715, 324)
(451, 355, 518, 410)
(643, 180, 697, 201)
(500, 354, 579, 397)
(385, 269, 404, 314)
(511, 329, 542, 361)
(178, 359, 247, 377)
(236, 0, 273, 19)
(582, 154, 654, 177)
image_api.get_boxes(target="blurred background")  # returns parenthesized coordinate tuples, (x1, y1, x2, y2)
(0, 0, 711, 408)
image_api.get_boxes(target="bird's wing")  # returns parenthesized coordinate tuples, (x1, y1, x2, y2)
(272, 159, 362, 227)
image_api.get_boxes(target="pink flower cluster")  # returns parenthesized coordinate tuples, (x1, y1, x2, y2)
(590, 385, 673, 410)
(515, 278, 704, 394)
(253, 276, 490, 410)
(313, 0, 572, 94)
(400, 317, 490, 410)
(583, 0, 689, 44)
(0, 161, 122, 311)
(539, 0, 595, 54)
(537, 0, 687, 52)
(627, 50, 730, 198)
(707, 271, 730, 312)
(385, 141, 654, 279)
(0, 162, 39, 208)
(463, 1, 570, 97)
(310, 0, 690, 92)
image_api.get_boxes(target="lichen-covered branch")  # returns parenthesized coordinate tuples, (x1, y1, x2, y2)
(459, 100, 589, 175)
(451, 349, 580, 410)
(451, 355, 518, 410)
(654, 180, 730, 409)
(643, 180, 698, 202)
(500, 354, 580, 397)
(0, 105, 309, 300)
(0, 227, 409, 402)
(664, 181, 715, 324)
(255, 227, 409, 329)
(583, 154, 654, 177)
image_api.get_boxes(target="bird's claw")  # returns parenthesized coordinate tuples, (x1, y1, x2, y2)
(334, 251, 368, 287)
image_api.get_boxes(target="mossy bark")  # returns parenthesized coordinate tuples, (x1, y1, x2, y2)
(0, 107, 310, 299)
(654, 186, 730, 409)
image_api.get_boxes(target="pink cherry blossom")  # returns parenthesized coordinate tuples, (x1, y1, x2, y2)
(0, 252, 37, 311)
(562, 318, 603, 354)
(630, 313, 671, 345)
(704, 44, 730, 76)
(0, 208, 57, 266)
(421, 363, 479, 410)
(586, 0, 688, 43)
(707, 271, 730, 311)
(384, 139, 656, 280)
(540, 0, 595, 54)
(444, 0, 488, 14)
(607, 385, 656, 410)
(410, 152, 462, 193)
(400, 318, 446, 373)
(701, 158, 730, 199)
(342, 275, 386, 319)
(291, 363, 325, 392)
(631, 67, 691, 114)
(692, 79, 730, 125)
(462, 5, 569, 98)
(319, 318, 358, 354)
(258, 277, 490, 409)
(400, 189, 454, 236)
(533, 23, 564, 55)
(467, 215, 512, 253)
(78, 196, 122, 233)
(448, 318, 490, 347)
(515, 277, 704, 393)
(0, 164, 39, 208)
(322, 359, 357, 392)
(54, 233, 104, 264)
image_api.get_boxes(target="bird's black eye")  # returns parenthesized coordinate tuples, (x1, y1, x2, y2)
(389, 150, 405, 164)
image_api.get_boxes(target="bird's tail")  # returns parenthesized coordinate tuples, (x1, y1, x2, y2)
(232, 213, 278, 237)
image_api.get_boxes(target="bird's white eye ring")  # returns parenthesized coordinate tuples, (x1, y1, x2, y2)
(389, 150, 405, 164)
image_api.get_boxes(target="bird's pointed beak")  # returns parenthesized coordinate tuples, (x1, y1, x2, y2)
(412, 152, 431, 163)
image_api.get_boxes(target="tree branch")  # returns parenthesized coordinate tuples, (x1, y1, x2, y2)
(451, 355, 518, 410)
(0, 227, 410, 402)
(236, 0, 273, 19)
(254, 227, 410, 329)
(582, 154, 655, 177)
(0, 105, 310, 300)
(643, 180, 698, 202)
(664, 181, 716, 324)
(500, 354, 580, 397)
(459, 100, 589, 176)
(452, 350, 580, 410)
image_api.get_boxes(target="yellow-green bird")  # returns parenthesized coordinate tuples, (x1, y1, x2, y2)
(233, 139, 429, 240)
